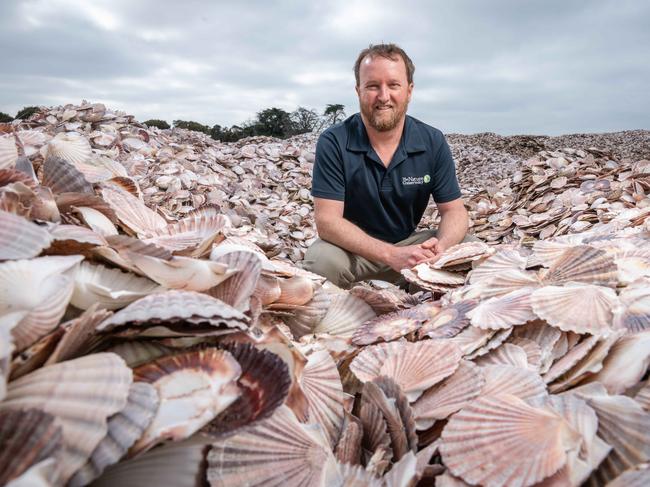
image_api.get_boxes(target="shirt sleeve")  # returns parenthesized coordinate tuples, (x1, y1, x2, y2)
(431, 136, 462, 203)
(311, 131, 345, 201)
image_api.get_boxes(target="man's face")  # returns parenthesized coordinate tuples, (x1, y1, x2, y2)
(356, 55, 413, 132)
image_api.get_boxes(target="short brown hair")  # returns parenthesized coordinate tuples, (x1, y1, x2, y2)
(354, 43, 415, 86)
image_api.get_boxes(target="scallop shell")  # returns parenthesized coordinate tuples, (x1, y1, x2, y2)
(614, 279, 650, 333)
(329, 461, 383, 487)
(1, 255, 82, 351)
(0, 409, 62, 485)
(104, 341, 172, 368)
(440, 393, 581, 487)
(295, 349, 346, 447)
(531, 283, 620, 334)
(536, 394, 611, 486)
(101, 186, 167, 236)
(541, 245, 618, 287)
(253, 274, 282, 305)
(127, 253, 235, 291)
(69, 261, 161, 310)
(207, 405, 336, 487)
(282, 287, 332, 338)
(479, 269, 542, 299)
(359, 396, 392, 472)
(104, 176, 142, 198)
(508, 337, 542, 372)
(433, 241, 494, 269)
(474, 343, 530, 368)
(352, 311, 421, 346)
(0, 353, 133, 483)
(412, 360, 485, 430)
(68, 382, 159, 487)
(91, 435, 211, 487)
(0, 135, 18, 169)
(574, 386, 650, 482)
(512, 320, 562, 373)
(276, 275, 315, 306)
(417, 300, 476, 340)
(383, 451, 419, 487)
(142, 206, 230, 256)
(412, 263, 466, 285)
(607, 464, 650, 487)
(0, 210, 52, 260)
(131, 347, 241, 454)
(41, 156, 93, 194)
(613, 249, 650, 284)
(44, 132, 93, 167)
(349, 282, 420, 315)
(97, 290, 248, 336)
(334, 411, 362, 465)
(636, 381, 650, 412)
(45, 305, 112, 365)
(360, 380, 412, 462)
(547, 331, 623, 393)
(585, 330, 650, 394)
(467, 249, 528, 284)
(480, 364, 548, 401)
(204, 343, 290, 437)
(349, 339, 409, 382)
(466, 327, 513, 359)
(74, 206, 119, 236)
(207, 250, 262, 312)
(467, 288, 536, 329)
(448, 325, 496, 355)
(375, 340, 462, 402)
(312, 293, 376, 338)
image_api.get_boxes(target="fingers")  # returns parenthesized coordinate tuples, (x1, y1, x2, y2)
(419, 237, 438, 250)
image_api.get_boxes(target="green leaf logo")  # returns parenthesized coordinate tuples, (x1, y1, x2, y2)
(424, 174, 431, 183)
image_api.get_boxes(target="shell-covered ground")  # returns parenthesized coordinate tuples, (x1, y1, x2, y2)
(0, 102, 649, 487)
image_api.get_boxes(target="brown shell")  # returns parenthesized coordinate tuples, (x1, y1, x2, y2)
(207, 250, 262, 311)
(97, 290, 248, 336)
(413, 360, 485, 430)
(440, 393, 581, 487)
(352, 310, 422, 346)
(205, 342, 291, 438)
(541, 245, 618, 287)
(282, 287, 332, 338)
(606, 464, 650, 487)
(417, 300, 476, 340)
(0, 409, 62, 485)
(480, 364, 548, 402)
(359, 397, 392, 474)
(349, 282, 420, 315)
(334, 411, 363, 465)
(142, 206, 229, 256)
(207, 405, 336, 487)
(531, 284, 620, 335)
(614, 279, 650, 333)
(101, 186, 167, 236)
(68, 382, 159, 487)
(0, 210, 53, 260)
(42, 156, 93, 194)
(132, 347, 241, 454)
(468, 288, 536, 329)
(0, 353, 133, 483)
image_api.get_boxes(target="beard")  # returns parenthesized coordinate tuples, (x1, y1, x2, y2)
(361, 100, 409, 132)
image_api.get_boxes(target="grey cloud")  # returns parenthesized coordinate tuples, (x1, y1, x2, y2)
(0, 0, 648, 134)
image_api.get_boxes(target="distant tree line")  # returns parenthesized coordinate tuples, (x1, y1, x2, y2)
(147, 104, 347, 142)
(1, 104, 348, 143)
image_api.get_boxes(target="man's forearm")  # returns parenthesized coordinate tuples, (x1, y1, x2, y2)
(436, 208, 469, 249)
(316, 217, 392, 264)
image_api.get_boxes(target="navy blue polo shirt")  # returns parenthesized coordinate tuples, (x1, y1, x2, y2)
(311, 113, 461, 243)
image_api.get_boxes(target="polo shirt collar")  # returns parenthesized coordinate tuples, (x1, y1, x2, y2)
(346, 113, 427, 154)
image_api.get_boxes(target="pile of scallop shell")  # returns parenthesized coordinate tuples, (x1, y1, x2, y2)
(1, 103, 649, 487)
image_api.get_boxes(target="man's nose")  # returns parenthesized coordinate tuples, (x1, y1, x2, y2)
(378, 85, 390, 102)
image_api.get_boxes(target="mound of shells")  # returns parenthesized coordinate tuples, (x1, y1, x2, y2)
(0, 102, 649, 487)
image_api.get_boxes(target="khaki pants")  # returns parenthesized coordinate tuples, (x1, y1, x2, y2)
(302, 230, 478, 289)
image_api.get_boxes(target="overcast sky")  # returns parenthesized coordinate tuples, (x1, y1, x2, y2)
(1, 0, 649, 135)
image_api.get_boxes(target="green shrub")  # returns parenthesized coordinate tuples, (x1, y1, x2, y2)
(143, 119, 170, 129)
(15, 106, 40, 120)
(173, 120, 211, 135)
(0, 112, 13, 123)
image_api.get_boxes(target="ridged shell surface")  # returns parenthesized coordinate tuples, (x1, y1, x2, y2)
(0, 353, 132, 483)
(44, 132, 92, 167)
(468, 288, 536, 329)
(480, 364, 548, 401)
(313, 293, 376, 338)
(0, 210, 52, 260)
(541, 245, 618, 287)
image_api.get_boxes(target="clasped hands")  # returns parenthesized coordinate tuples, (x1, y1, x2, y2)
(386, 236, 447, 272)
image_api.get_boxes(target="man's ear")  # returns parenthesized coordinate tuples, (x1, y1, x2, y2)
(355, 84, 360, 97)
(407, 83, 414, 102)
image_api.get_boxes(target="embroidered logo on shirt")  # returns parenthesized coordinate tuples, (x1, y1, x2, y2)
(402, 175, 430, 186)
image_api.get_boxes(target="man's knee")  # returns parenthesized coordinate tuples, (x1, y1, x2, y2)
(302, 239, 356, 289)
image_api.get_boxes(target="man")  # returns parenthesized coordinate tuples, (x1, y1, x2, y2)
(302, 43, 472, 289)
